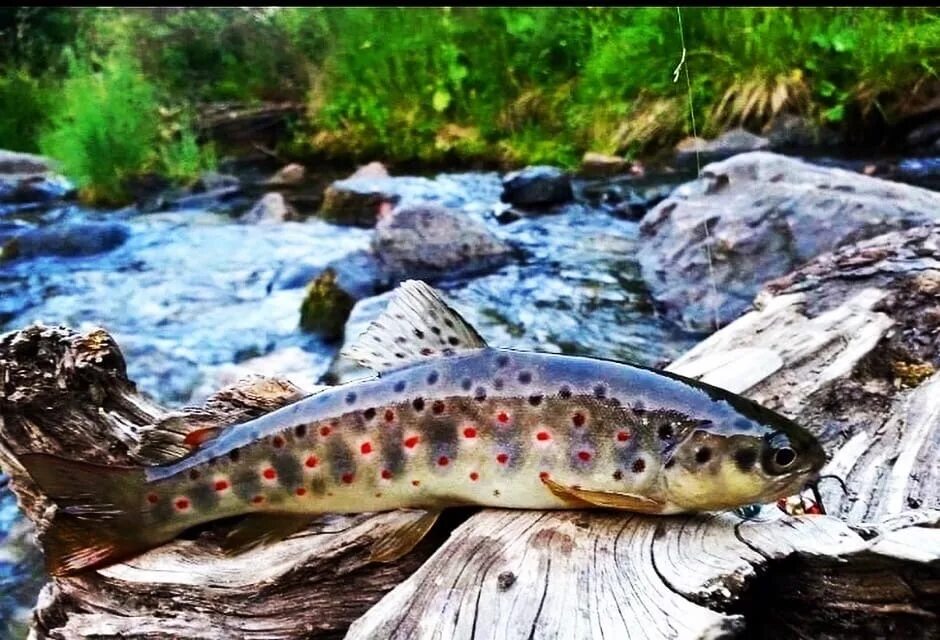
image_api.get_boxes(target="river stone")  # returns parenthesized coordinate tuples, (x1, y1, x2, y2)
(638, 151, 940, 331)
(240, 192, 299, 224)
(372, 202, 513, 282)
(0, 150, 51, 174)
(762, 114, 840, 150)
(299, 267, 357, 340)
(501, 166, 573, 207)
(1, 222, 130, 261)
(0, 173, 74, 204)
(267, 163, 306, 186)
(580, 152, 628, 178)
(675, 128, 770, 166)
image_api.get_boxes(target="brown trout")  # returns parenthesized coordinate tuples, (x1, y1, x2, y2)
(21, 280, 826, 576)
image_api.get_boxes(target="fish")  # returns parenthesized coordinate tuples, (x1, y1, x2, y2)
(19, 280, 827, 576)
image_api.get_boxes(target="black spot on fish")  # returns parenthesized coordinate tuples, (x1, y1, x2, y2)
(373, 335, 382, 343)
(229, 449, 241, 463)
(658, 424, 674, 440)
(189, 481, 217, 511)
(593, 385, 607, 399)
(559, 385, 572, 399)
(444, 317, 454, 329)
(420, 347, 434, 356)
(496, 354, 509, 368)
(327, 438, 355, 484)
(448, 336, 460, 346)
(431, 326, 442, 336)
(273, 454, 302, 489)
(613, 470, 623, 481)
(395, 336, 407, 345)
(461, 378, 472, 391)
(734, 447, 758, 471)
(394, 380, 407, 393)
(412, 397, 425, 412)
(294, 424, 307, 438)
(427, 371, 439, 385)
(189, 469, 201, 480)
(413, 329, 425, 339)
(528, 394, 543, 406)
(493, 378, 504, 390)
(695, 447, 712, 464)
(518, 371, 532, 384)
(395, 352, 406, 359)
(345, 392, 357, 405)
(363, 407, 376, 421)
(474, 387, 487, 402)
(631, 458, 646, 473)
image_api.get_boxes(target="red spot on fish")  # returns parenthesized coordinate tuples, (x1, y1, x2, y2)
(438, 456, 450, 466)
(320, 425, 332, 437)
(536, 431, 550, 441)
(463, 427, 478, 438)
(470, 471, 479, 481)
(146, 493, 159, 504)
(412, 479, 421, 487)
(252, 495, 265, 504)
(214, 480, 229, 492)
(385, 409, 395, 422)
(432, 400, 446, 414)
(404, 436, 420, 448)
(272, 435, 285, 448)
(496, 453, 509, 464)
(305, 455, 319, 468)
(497, 411, 510, 424)
(381, 469, 393, 480)
(572, 413, 586, 427)
(262, 468, 277, 480)
(539, 471, 550, 481)
(174, 498, 190, 511)
(616, 431, 631, 442)
(295, 487, 307, 497)
(183, 427, 217, 447)
(341, 473, 354, 484)
(361, 442, 373, 455)
(577, 451, 592, 462)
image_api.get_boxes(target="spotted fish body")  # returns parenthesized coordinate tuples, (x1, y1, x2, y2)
(22, 281, 826, 576)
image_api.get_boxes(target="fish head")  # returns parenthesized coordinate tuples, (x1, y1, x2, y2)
(659, 389, 826, 512)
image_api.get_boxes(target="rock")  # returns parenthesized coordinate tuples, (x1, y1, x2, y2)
(266, 163, 306, 186)
(321, 291, 394, 385)
(372, 202, 513, 282)
(762, 114, 840, 150)
(675, 128, 770, 166)
(190, 347, 326, 404)
(637, 151, 940, 331)
(350, 161, 390, 180)
(580, 152, 628, 178)
(239, 192, 299, 224)
(0, 173, 74, 204)
(1, 222, 130, 261)
(192, 171, 241, 193)
(299, 268, 358, 340)
(500, 166, 573, 207)
(905, 119, 940, 150)
(492, 207, 523, 225)
(0, 150, 51, 174)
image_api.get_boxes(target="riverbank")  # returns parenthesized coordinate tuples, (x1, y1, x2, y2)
(2, 8, 939, 204)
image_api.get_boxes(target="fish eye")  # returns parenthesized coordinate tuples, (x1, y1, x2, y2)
(774, 447, 796, 468)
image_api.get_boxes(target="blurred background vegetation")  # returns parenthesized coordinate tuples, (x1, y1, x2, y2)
(1, 7, 938, 203)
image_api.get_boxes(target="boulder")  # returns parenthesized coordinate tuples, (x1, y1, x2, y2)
(675, 128, 770, 166)
(266, 163, 306, 186)
(762, 114, 840, 150)
(350, 161, 390, 180)
(580, 152, 628, 178)
(638, 151, 940, 331)
(0, 150, 51, 174)
(299, 268, 358, 341)
(239, 192, 299, 224)
(372, 202, 513, 282)
(1, 222, 130, 262)
(500, 165, 573, 207)
(0, 173, 74, 204)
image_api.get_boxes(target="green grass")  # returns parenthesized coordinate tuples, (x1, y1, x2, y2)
(2, 8, 939, 191)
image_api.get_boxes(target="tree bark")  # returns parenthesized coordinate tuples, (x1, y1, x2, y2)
(2, 223, 940, 639)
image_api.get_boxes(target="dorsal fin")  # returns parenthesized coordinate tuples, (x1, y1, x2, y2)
(342, 280, 488, 375)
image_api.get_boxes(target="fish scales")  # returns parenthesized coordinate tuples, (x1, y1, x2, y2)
(20, 280, 826, 576)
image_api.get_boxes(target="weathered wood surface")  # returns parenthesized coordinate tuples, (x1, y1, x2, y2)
(2, 223, 940, 639)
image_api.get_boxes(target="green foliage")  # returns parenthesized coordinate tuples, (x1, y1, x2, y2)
(0, 69, 52, 152)
(38, 48, 214, 204)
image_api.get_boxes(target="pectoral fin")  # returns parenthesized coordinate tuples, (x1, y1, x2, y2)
(221, 514, 314, 555)
(542, 477, 664, 514)
(370, 510, 441, 563)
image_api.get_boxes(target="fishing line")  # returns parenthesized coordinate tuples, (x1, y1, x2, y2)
(674, 7, 721, 332)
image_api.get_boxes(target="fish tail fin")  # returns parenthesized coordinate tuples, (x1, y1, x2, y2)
(19, 453, 163, 576)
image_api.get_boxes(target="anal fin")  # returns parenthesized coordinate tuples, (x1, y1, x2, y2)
(370, 510, 441, 563)
(221, 514, 314, 555)
(542, 477, 664, 514)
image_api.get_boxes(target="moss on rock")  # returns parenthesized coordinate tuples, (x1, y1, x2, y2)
(298, 268, 356, 340)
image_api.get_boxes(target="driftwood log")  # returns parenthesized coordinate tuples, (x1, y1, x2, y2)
(2, 223, 940, 639)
